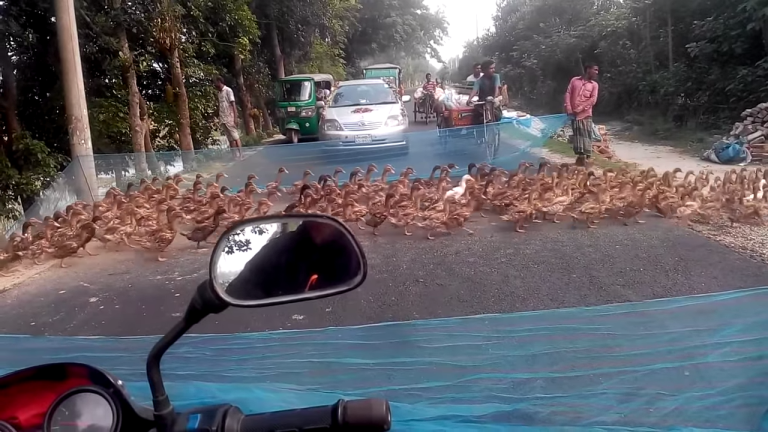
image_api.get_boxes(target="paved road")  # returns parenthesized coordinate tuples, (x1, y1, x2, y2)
(1, 217, 767, 336)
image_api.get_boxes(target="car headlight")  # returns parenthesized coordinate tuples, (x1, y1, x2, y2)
(322, 119, 343, 132)
(385, 115, 405, 127)
(300, 107, 316, 117)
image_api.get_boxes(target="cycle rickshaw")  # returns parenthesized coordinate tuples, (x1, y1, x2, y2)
(437, 86, 501, 161)
(414, 89, 437, 125)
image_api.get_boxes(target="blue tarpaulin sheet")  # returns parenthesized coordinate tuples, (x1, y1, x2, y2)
(219, 114, 570, 189)
(4, 114, 568, 237)
(3, 287, 768, 431)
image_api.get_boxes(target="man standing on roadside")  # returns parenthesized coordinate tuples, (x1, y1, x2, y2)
(466, 63, 483, 82)
(564, 64, 599, 167)
(214, 76, 243, 160)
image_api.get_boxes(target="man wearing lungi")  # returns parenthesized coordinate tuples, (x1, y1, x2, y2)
(564, 64, 599, 167)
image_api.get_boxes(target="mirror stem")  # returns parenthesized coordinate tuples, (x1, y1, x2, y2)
(147, 318, 193, 432)
(147, 279, 227, 432)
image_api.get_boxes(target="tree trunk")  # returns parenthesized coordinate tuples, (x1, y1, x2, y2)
(267, 19, 285, 78)
(233, 53, 255, 136)
(762, 16, 768, 54)
(139, 96, 161, 175)
(55, 0, 98, 202)
(256, 98, 272, 131)
(0, 35, 21, 147)
(116, 22, 148, 178)
(169, 47, 194, 167)
(666, 0, 673, 71)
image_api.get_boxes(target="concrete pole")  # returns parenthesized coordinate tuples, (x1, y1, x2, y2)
(54, 0, 98, 202)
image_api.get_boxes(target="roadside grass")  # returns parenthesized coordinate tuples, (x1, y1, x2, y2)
(543, 138, 637, 171)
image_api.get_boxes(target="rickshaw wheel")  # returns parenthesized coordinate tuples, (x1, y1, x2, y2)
(286, 129, 299, 144)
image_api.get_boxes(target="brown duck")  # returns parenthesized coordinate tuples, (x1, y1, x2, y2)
(180, 207, 227, 249)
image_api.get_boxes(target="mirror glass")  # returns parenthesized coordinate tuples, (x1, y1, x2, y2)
(210, 216, 365, 305)
(401, 95, 411, 103)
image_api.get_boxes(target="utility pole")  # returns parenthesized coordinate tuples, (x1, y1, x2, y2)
(54, 0, 98, 202)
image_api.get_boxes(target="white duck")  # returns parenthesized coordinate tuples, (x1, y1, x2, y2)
(444, 175, 473, 202)
(745, 179, 767, 202)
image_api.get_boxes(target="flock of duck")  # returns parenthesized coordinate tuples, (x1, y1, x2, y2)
(290, 161, 767, 236)
(1, 160, 767, 274)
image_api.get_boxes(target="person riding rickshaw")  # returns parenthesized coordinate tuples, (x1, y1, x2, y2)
(412, 73, 437, 124)
(464, 59, 502, 159)
(419, 73, 437, 109)
(466, 60, 502, 125)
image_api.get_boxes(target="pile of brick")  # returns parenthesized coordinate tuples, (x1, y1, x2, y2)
(732, 103, 768, 162)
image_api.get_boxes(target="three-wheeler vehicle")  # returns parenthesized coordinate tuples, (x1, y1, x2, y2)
(276, 74, 334, 143)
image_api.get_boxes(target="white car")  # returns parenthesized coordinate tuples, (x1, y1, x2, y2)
(319, 79, 411, 152)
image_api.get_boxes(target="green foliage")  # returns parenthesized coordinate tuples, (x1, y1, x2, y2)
(301, 40, 347, 80)
(461, 0, 768, 130)
(241, 132, 266, 147)
(90, 92, 132, 154)
(344, 0, 448, 70)
(0, 133, 68, 219)
(184, 59, 219, 149)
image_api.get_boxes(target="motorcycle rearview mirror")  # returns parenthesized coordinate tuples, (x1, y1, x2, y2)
(145, 214, 368, 432)
(401, 95, 411, 103)
(210, 214, 367, 307)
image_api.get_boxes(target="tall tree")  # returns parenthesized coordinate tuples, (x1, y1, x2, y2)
(153, 0, 194, 166)
(188, 0, 260, 135)
(344, 0, 447, 72)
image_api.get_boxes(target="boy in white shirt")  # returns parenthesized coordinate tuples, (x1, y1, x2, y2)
(466, 63, 483, 82)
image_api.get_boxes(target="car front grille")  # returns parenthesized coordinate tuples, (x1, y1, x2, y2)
(342, 121, 383, 131)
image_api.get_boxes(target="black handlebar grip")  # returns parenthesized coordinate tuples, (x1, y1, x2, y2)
(238, 398, 391, 431)
(340, 398, 391, 429)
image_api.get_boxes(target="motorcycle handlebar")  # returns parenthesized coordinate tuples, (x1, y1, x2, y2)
(237, 398, 391, 431)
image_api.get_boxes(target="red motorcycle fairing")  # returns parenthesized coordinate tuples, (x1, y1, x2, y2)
(0, 363, 151, 432)
(0, 365, 93, 431)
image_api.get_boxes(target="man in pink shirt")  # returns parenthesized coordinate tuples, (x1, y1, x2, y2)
(564, 64, 599, 167)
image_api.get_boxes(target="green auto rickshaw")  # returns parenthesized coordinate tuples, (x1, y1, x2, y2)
(363, 64, 403, 97)
(275, 74, 334, 143)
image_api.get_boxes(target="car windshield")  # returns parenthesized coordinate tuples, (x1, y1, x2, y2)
(278, 81, 312, 102)
(329, 84, 397, 107)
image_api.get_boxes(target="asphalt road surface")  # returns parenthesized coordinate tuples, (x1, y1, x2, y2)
(1, 216, 767, 337)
